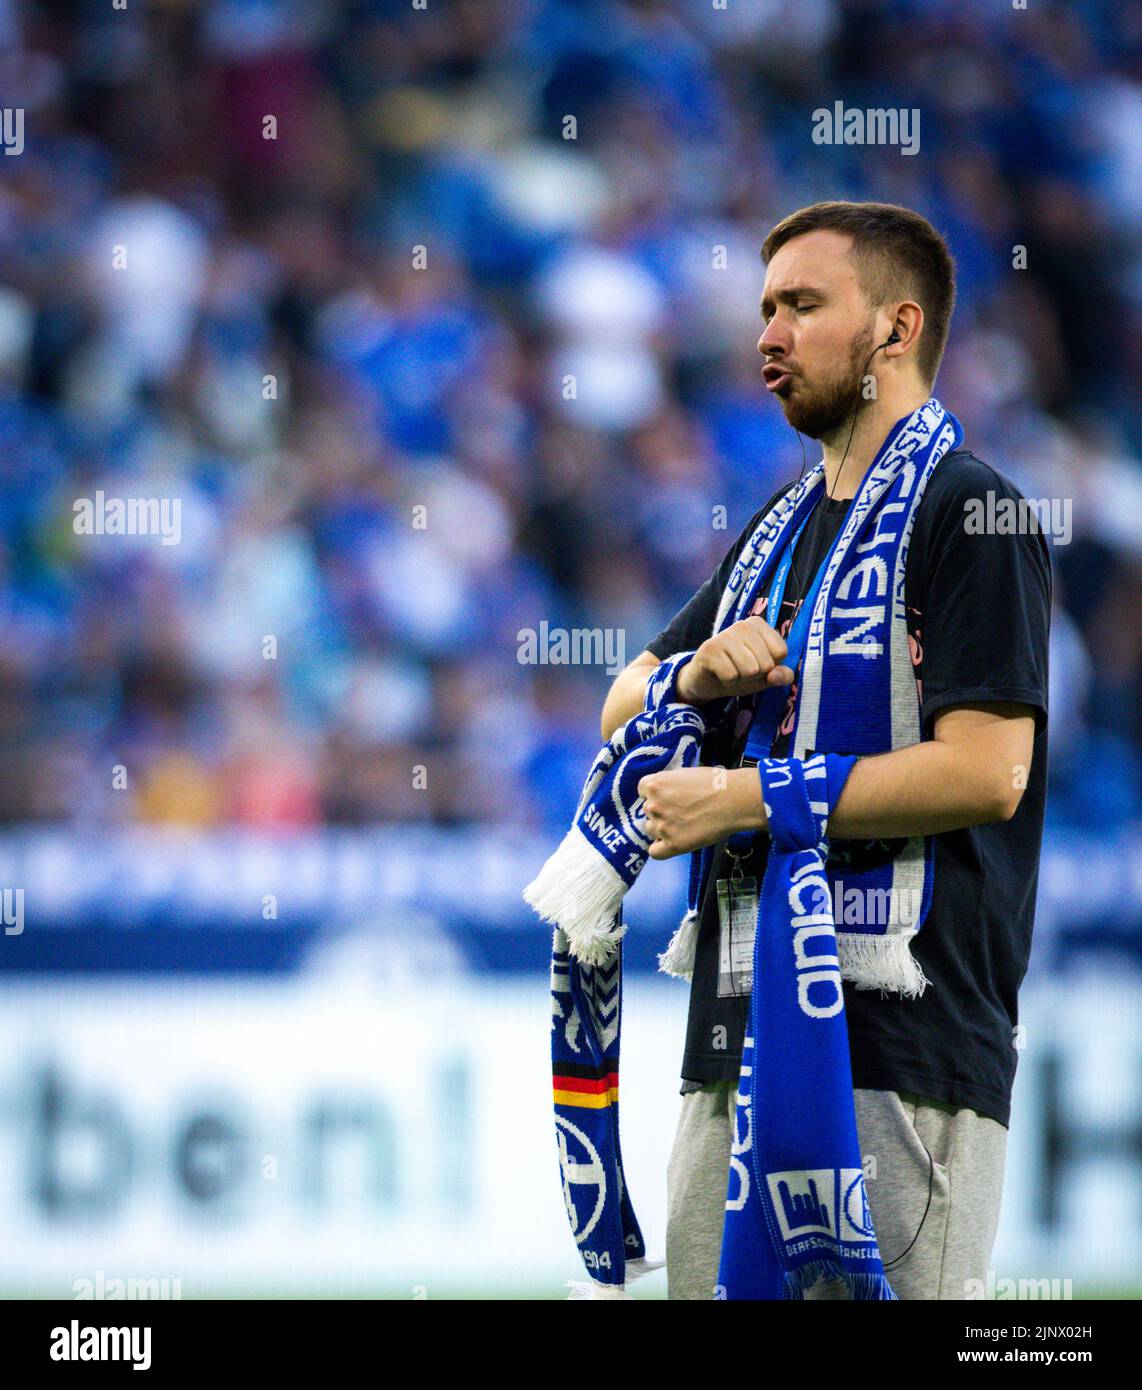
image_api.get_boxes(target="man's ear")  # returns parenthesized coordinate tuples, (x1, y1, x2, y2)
(885, 301, 924, 357)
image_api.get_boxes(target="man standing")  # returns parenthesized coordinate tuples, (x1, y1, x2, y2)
(599, 202, 1051, 1300)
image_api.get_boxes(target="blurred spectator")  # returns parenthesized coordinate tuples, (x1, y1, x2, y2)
(0, 0, 1138, 830)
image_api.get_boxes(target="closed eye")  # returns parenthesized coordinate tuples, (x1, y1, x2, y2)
(760, 295, 823, 322)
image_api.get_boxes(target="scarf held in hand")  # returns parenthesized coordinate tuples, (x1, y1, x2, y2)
(524, 399, 963, 1296)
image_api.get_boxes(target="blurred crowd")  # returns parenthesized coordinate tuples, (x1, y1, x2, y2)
(0, 0, 1139, 835)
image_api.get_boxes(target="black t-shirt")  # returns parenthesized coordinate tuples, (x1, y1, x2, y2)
(645, 449, 1052, 1127)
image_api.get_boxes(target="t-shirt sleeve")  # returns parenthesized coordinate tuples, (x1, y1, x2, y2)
(645, 504, 772, 660)
(914, 456, 1052, 734)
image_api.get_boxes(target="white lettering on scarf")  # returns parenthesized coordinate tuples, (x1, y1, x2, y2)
(789, 860, 844, 1018)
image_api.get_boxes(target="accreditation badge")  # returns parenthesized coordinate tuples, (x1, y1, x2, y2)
(715, 867, 757, 997)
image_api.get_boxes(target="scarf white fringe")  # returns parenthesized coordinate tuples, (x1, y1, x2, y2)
(657, 908, 700, 980)
(566, 1279, 632, 1300)
(838, 931, 929, 998)
(565, 1256, 665, 1300)
(523, 826, 627, 966)
(658, 915, 928, 995)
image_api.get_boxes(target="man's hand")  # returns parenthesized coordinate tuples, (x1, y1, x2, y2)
(638, 767, 767, 860)
(675, 616, 794, 704)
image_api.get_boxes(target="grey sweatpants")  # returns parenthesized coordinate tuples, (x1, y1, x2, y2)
(666, 1081, 1007, 1300)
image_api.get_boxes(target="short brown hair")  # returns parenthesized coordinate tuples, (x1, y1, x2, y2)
(761, 201, 956, 387)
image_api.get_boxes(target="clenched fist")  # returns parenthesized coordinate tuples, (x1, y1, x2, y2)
(637, 766, 768, 859)
(675, 616, 794, 704)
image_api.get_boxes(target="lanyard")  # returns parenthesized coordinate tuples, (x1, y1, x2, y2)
(726, 497, 847, 854)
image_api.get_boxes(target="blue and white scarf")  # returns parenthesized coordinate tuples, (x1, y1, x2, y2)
(524, 689, 708, 968)
(528, 668, 712, 1296)
(525, 399, 964, 1296)
(665, 396, 964, 992)
(718, 752, 893, 1299)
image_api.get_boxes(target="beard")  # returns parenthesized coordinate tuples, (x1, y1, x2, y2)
(777, 321, 877, 440)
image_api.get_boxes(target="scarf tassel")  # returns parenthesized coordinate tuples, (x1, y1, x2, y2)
(565, 1256, 666, 1300)
(657, 908, 700, 980)
(838, 931, 930, 998)
(785, 1262, 898, 1301)
(524, 825, 627, 966)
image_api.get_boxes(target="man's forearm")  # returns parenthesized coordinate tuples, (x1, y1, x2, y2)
(726, 733, 1027, 840)
(832, 737, 1024, 836)
(600, 661, 658, 742)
